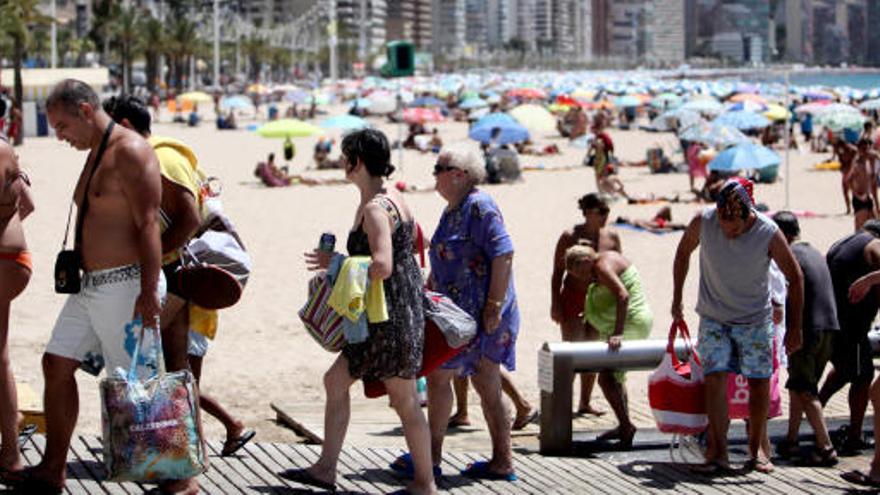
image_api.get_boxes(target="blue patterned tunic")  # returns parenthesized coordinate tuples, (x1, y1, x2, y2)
(429, 189, 519, 376)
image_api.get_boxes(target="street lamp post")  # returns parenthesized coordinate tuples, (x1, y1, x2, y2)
(50, 0, 57, 68)
(213, 0, 220, 87)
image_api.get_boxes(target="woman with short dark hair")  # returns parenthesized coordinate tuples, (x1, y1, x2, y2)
(288, 129, 436, 494)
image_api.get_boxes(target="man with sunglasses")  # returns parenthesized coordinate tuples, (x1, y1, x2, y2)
(671, 178, 804, 474)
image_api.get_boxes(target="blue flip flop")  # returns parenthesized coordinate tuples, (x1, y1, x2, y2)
(389, 452, 442, 478)
(461, 461, 518, 481)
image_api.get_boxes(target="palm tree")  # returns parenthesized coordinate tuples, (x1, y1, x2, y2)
(142, 17, 165, 93)
(242, 35, 269, 82)
(0, 0, 51, 145)
(114, 6, 142, 94)
(166, 18, 199, 91)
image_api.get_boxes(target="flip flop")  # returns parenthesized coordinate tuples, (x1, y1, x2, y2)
(842, 470, 880, 488)
(447, 416, 471, 428)
(278, 468, 337, 492)
(690, 461, 730, 475)
(461, 461, 517, 482)
(18, 424, 36, 449)
(512, 409, 538, 431)
(743, 457, 774, 474)
(16, 475, 63, 495)
(389, 452, 442, 478)
(221, 429, 256, 457)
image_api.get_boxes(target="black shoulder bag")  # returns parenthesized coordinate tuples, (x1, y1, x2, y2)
(55, 121, 115, 294)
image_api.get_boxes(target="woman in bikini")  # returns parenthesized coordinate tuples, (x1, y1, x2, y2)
(0, 136, 34, 483)
(551, 193, 620, 415)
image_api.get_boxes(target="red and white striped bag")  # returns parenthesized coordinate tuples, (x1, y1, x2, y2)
(648, 320, 707, 435)
(298, 273, 345, 352)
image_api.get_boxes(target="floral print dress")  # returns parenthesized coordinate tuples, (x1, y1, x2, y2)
(429, 189, 519, 376)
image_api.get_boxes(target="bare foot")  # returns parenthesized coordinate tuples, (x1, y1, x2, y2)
(159, 478, 199, 494)
(407, 480, 438, 495)
(576, 405, 606, 417)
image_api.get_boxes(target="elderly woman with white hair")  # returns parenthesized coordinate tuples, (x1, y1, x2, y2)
(425, 143, 520, 480)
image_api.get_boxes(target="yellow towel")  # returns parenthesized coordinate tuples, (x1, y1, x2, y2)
(328, 256, 388, 323)
(190, 304, 218, 340)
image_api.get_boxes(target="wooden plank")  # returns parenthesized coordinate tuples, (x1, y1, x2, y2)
(19, 435, 73, 495)
(344, 446, 407, 492)
(204, 439, 277, 493)
(508, 453, 581, 494)
(28, 434, 95, 495)
(236, 441, 303, 492)
(270, 402, 323, 444)
(68, 435, 130, 495)
(266, 441, 361, 493)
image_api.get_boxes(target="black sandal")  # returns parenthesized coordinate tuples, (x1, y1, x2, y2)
(801, 446, 838, 467)
(775, 439, 799, 460)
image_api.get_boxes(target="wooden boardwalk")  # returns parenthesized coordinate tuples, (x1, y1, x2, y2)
(14, 433, 877, 494)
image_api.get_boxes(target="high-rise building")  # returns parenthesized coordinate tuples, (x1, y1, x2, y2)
(645, 0, 685, 63)
(610, 0, 647, 59)
(685, 0, 698, 57)
(813, 0, 847, 65)
(592, 0, 611, 57)
(514, 0, 537, 50)
(465, 0, 489, 53)
(785, 0, 813, 63)
(386, 0, 432, 50)
(868, 0, 880, 66)
(336, 0, 387, 58)
(842, 0, 868, 64)
(431, 0, 466, 58)
(534, 0, 553, 50)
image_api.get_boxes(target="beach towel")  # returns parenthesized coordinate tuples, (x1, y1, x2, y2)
(614, 223, 679, 235)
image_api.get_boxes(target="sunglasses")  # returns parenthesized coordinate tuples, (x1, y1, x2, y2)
(433, 164, 458, 176)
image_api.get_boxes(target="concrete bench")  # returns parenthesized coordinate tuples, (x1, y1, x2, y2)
(538, 332, 880, 455)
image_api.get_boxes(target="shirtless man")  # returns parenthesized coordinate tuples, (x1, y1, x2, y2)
(844, 139, 879, 231)
(24, 79, 167, 494)
(833, 137, 859, 214)
(551, 193, 621, 415)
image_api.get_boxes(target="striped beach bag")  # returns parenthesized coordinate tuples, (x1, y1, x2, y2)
(298, 273, 345, 352)
(648, 320, 707, 435)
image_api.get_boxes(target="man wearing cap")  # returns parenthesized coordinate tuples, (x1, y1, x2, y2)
(672, 178, 804, 474)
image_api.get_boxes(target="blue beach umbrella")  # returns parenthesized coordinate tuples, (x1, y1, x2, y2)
(708, 143, 780, 172)
(349, 98, 372, 109)
(679, 122, 750, 148)
(613, 95, 641, 108)
(474, 112, 517, 128)
(320, 115, 370, 130)
(410, 96, 445, 108)
(714, 110, 771, 131)
(459, 97, 488, 110)
(469, 122, 530, 145)
(219, 95, 253, 110)
(681, 98, 724, 114)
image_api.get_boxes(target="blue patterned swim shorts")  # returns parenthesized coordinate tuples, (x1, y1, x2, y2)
(696, 316, 774, 379)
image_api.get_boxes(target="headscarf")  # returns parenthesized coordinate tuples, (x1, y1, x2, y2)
(717, 178, 754, 220)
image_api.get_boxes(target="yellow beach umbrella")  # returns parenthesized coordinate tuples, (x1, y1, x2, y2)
(256, 119, 324, 138)
(178, 91, 213, 103)
(509, 104, 556, 133)
(729, 93, 767, 104)
(247, 83, 270, 95)
(763, 104, 790, 121)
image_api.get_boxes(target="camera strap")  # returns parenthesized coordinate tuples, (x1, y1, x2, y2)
(61, 120, 115, 250)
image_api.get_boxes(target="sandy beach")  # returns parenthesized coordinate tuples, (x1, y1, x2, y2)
(7, 103, 858, 445)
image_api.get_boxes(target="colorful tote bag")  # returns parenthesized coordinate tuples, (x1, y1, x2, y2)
(100, 321, 207, 482)
(298, 273, 346, 352)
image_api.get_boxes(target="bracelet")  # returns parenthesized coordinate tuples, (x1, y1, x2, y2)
(486, 298, 504, 308)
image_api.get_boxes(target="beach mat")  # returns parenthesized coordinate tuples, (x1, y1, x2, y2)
(614, 223, 679, 236)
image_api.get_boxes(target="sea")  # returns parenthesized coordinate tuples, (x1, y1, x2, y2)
(739, 71, 880, 91)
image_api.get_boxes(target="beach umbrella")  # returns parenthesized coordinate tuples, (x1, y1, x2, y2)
(256, 119, 324, 138)
(409, 96, 446, 108)
(651, 93, 682, 109)
(681, 98, 723, 114)
(459, 97, 488, 110)
(651, 109, 703, 132)
(726, 101, 767, 113)
(246, 83, 270, 95)
(763, 104, 790, 121)
(729, 93, 767, 104)
(474, 112, 517, 129)
(506, 88, 547, 100)
(679, 121, 750, 148)
(468, 121, 530, 145)
(613, 95, 642, 108)
(178, 91, 213, 103)
(815, 110, 867, 132)
(403, 107, 445, 124)
(509, 104, 556, 133)
(219, 95, 253, 110)
(858, 99, 880, 111)
(804, 90, 835, 100)
(368, 93, 397, 114)
(714, 110, 771, 131)
(320, 115, 370, 131)
(708, 143, 780, 172)
(570, 88, 596, 101)
(284, 90, 311, 103)
(794, 101, 832, 114)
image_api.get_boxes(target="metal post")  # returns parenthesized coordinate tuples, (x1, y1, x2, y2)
(328, 0, 338, 83)
(397, 85, 404, 171)
(213, 0, 220, 87)
(784, 69, 791, 209)
(50, 0, 57, 68)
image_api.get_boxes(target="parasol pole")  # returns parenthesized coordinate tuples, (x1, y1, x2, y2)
(784, 69, 791, 210)
(397, 82, 404, 172)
